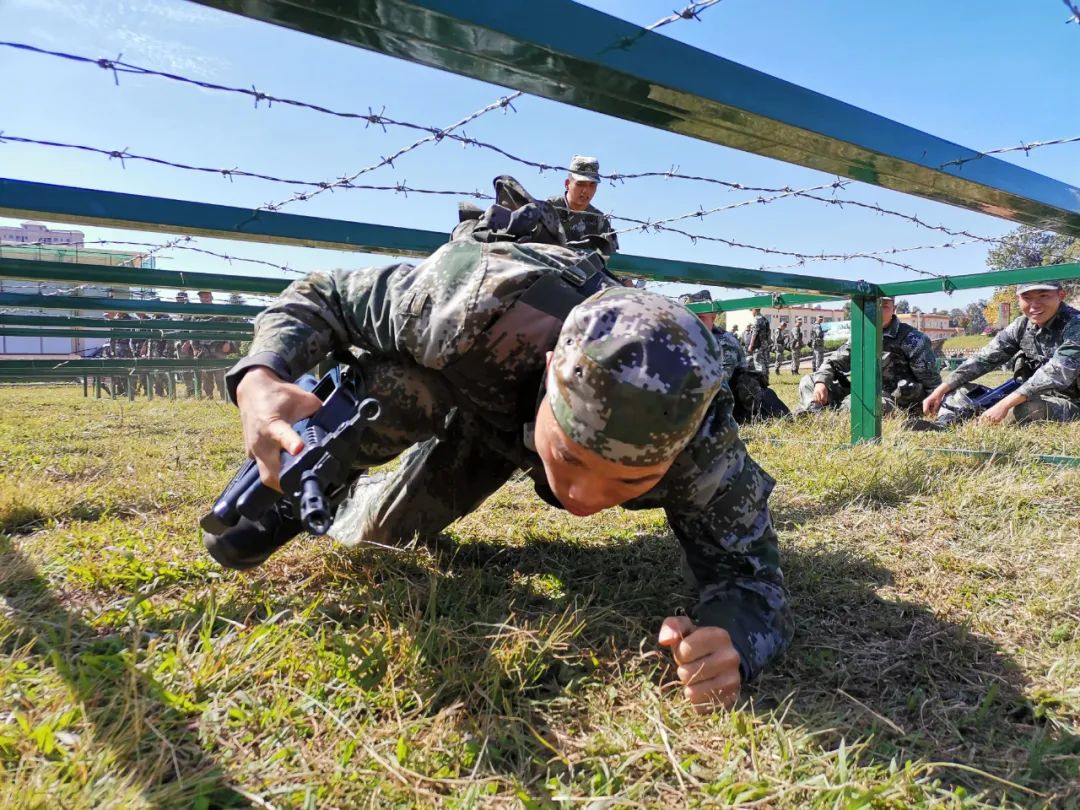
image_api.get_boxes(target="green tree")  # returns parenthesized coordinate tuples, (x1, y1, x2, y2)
(986, 226, 1079, 299)
(895, 299, 911, 314)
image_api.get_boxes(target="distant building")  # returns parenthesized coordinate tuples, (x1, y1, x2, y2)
(898, 311, 960, 341)
(726, 304, 847, 337)
(0, 237, 155, 356)
(0, 221, 85, 247)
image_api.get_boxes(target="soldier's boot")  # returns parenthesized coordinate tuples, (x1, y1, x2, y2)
(203, 501, 304, 570)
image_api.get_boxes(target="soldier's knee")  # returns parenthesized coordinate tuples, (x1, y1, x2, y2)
(1011, 399, 1050, 425)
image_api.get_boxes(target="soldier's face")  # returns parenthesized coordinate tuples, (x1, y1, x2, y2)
(564, 178, 598, 212)
(697, 312, 716, 330)
(533, 395, 673, 517)
(1018, 289, 1066, 327)
(880, 299, 895, 325)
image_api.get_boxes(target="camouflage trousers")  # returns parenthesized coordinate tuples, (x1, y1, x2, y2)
(325, 356, 520, 549)
(946, 385, 1080, 424)
(750, 347, 770, 381)
(789, 346, 802, 375)
(773, 346, 787, 374)
(811, 346, 825, 372)
(796, 374, 923, 415)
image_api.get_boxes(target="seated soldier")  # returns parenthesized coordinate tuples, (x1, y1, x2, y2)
(922, 280, 1079, 425)
(679, 290, 790, 423)
(795, 296, 941, 416)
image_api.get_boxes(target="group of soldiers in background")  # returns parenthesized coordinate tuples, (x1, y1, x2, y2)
(102, 289, 239, 400)
(737, 312, 828, 378)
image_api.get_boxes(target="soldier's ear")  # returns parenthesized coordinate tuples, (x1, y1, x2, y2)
(545, 350, 554, 372)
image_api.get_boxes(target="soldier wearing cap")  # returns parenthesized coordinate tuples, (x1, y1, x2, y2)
(923, 280, 1080, 424)
(746, 307, 771, 381)
(810, 315, 827, 372)
(790, 318, 804, 374)
(772, 322, 789, 375)
(546, 155, 619, 257)
(192, 289, 230, 400)
(796, 296, 941, 416)
(207, 235, 792, 713)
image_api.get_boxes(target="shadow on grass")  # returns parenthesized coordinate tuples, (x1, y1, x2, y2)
(314, 531, 1079, 804)
(0, 535, 246, 808)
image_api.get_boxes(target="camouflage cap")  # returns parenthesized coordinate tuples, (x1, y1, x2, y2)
(678, 289, 712, 305)
(568, 155, 600, 183)
(1017, 280, 1063, 294)
(548, 286, 723, 466)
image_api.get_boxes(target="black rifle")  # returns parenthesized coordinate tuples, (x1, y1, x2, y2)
(200, 367, 380, 537)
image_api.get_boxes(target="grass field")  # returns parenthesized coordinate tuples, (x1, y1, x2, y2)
(1, 377, 1078, 809)
(943, 336, 993, 351)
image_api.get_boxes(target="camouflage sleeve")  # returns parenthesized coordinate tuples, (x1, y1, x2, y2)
(601, 214, 619, 255)
(812, 340, 851, 386)
(714, 331, 745, 384)
(226, 240, 515, 399)
(1016, 318, 1080, 398)
(904, 331, 943, 391)
(662, 429, 792, 682)
(944, 322, 1021, 391)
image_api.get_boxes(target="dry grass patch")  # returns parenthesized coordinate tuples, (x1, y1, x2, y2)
(1, 385, 1077, 808)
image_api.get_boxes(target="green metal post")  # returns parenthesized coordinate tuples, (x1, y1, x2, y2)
(127, 378, 135, 401)
(145, 373, 153, 400)
(849, 296, 882, 444)
(94, 375, 102, 399)
(168, 373, 176, 401)
(194, 372, 202, 399)
(82, 376, 88, 397)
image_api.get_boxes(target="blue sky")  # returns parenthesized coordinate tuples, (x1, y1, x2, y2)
(1, 0, 1077, 311)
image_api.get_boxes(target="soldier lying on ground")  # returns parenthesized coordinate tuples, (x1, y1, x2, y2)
(922, 280, 1079, 425)
(794, 296, 941, 416)
(679, 290, 790, 424)
(204, 178, 792, 713)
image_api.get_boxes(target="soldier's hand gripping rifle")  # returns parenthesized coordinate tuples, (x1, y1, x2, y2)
(930, 353, 1044, 427)
(200, 366, 380, 537)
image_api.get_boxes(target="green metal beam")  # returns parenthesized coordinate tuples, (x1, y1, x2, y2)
(610, 254, 873, 297)
(0, 292, 261, 317)
(849, 296, 882, 444)
(0, 178, 447, 256)
(687, 292, 843, 315)
(0, 179, 882, 297)
(878, 262, 1080, 298)
(0, 327, 249, 341)
(0, 358, 233, 372)
(0, 256, 290, 295)
(193, 0, 1080, 236)
(0, 314, 253, 332)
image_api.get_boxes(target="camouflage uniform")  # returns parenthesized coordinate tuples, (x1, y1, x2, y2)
(747, 314, 771, 381)
(790, 322, 804, 374)
(772, 325, 789, 375)
(545, 194, 618, 257)
(106, 313, 134, 396)
(810, 321, 827, 371)
(711, 326, 789, 424)
(797, 315, 942, 414)
(941, 303, 1080, 423)
(223, 239, 792, 682)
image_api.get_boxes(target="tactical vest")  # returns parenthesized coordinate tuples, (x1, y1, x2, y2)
(439, 250, 621, 430)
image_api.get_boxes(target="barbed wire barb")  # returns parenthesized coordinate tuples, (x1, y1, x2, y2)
(646, 0, 726, 31)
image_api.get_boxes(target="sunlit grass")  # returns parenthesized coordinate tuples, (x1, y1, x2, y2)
(1, 384, 1077, 808)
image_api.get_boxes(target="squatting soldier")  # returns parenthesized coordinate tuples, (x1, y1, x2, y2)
(206, 186, 792, 712)
(546, 155, 619, 257)
(746, 307, 771, 381)
(772, 322, 789, 375)
(679, 291, 791, 424)
(923, 280, 1079, 424)
(810, 315, 827, 372)
(795, 296, 941, 415)
(790, 318, 804, 374)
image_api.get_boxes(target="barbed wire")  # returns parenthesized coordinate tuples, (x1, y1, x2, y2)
(941, 133, 1080, 170)
(646, 1, 726, 30)
(258, 93, 522, 212)
(1, 237, 302, 276)
(608, 180, 849, 235)
(0, 133, 490, 200)
(1064, 0, 1080, 24)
